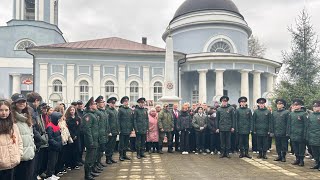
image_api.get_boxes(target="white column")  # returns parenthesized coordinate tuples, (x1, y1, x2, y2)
(39, 63, 48, 101)
(93, 65, 101, 98)
(118, 65, 126, 98)
(198, 69, 208, 103)
(252, 70, 263, 104)
(38, 0, 44, 21)
(266, 73, 275, 92)
(20, 0, 25, 20)
(11, 74, 21, 94)
(15, 0, 21, 19)
(66, 64, 75, 101)
(240, 69, 250, 97)
(215, 69, 225, 96)
(143, 66, 150, 100)
(50, 0, 55, 24)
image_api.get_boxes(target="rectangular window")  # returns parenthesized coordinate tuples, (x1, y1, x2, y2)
(78, 65, 90, 75)
(103, 66, 116, 76)
(128, 67, 140, 76)
(152, 67, 164, 77)
(51, 64, 64, 75)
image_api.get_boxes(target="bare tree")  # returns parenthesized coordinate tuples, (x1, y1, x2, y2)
(248, 35, 266, 58)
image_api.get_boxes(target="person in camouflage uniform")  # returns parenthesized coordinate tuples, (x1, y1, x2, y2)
(288, 99, 308, 167)
(105, 97, 119, 164)
(307, 100, 320, 170)
(133, 97, 149, 159)
(272, 99, 290, 162)
(216, 96, 235, 158)
(118, 96, 133, 161)
(252, 98, 272, 159)
(158, 104, 174, 153)
(82, 97, 99, 180)
(94, 96, 109, 170)
(235, 97, 252, 158)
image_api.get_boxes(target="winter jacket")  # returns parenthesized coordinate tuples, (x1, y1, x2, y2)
(306, 112, 320, 146)
(118, 106, 134, 135)
(58, 120, 73, 145)
(252, 108, 272, 136)
(15, 112, 36, 161)
(95, 109, 108, 144)
(106, 107, 119, 136)
(158, 109, 174, 132)
(216, 105, 235, 132)
(0, 124, 23, 170)
(28, 103, 48, 149)
(133, 106, 149, 135)
(82, 109, 99, 148)
(207, 112, 218, 134)
(46, 122, 62, 152)
(192, 113, 208, 132)
(66, 116, 81, 140)
(176, 110, 192, 131)
(288, 110, 308, 142)
(147, 114, 159, 142)
(235, 107, 252, 135)
(272, 109, 289, 137)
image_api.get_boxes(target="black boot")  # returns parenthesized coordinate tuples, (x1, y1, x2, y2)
(119, 151, 125, 161)
(226, 151, 231, 158)
(85, 167, 95, 180)
(262, 151, 268, 159)
(274, 153, 282, 161)
(298, 156, 304, 166)
(137, 149, 141, 159)
(281, 152, 286, 162)
(106, 156, 112, 164)
(141, 149, 146, 158)
(110, 156, 117, 163)
(245, 150, 252, 159)
(257, 151, 262, 159)
(92, 167, 102, 173)
(239, 150, 244, 158)
(99, 162, 107, 167)
(310, 161, 319, 169)
(95, 165, 103, 171)
(97, 163, 104, 169)
(292, 156, 300, 165)
(123, 151, 131, 160)
(90, 172, 99, 177)
(168, 146, 173, 153)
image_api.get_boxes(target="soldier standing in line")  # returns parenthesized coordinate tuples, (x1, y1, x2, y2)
(272, 99, 290, 162)
(288, 99, 308, 167)
(252, 98, 272, 159)
(105, 97, 119, 164)
(235, 97, 252, 158)
(82, 97, 99, 180)
(94, 96, 108, 170)
(216, 96, 235, 158)
(307, 100, 320, 170)
(133, 97, 149, 159)
(118, 96, 133, 161)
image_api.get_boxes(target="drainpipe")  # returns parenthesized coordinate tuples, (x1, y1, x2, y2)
(25, 48, 35, 91)
(177, 54, 187, 97)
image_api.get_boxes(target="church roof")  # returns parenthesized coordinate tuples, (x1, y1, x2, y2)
(38, 37, 166, 52)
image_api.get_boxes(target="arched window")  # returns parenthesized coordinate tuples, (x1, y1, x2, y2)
(130, 81, 139, 103)
(53, 80, 62, 93)
(210, 40, 233, 53)
(153, 82, 163, 102)
(79, 80, 89, 102)
(15, 40, 36, 50)
(25, 0, 35, 20)
(105, 81, 114, 99)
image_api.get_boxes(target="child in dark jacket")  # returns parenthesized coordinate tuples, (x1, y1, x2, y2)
(46, 112, 63, 179)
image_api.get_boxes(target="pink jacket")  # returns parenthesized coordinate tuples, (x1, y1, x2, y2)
(147, 114, 159, 142)
(0, 124, 23, 170)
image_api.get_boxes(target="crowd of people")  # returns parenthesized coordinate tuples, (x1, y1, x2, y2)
(0, 91, 320, 180)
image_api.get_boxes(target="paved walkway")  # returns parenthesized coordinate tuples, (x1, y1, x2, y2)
(61, 150, 320, 180)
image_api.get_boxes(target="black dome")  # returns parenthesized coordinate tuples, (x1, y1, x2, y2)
(173, 0, 242, 20)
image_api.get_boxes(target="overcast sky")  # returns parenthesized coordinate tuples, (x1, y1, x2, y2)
(0, 0, 319, 61)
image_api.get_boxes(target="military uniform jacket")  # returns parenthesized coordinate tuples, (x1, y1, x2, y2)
(272, 109, 289, 137)
(95, 108, 109, 144)
(252, 108, 272, 136)
(158, 110, 174, 132)
(118, 106, 134, 135)
(287, 110, 308, 142)
(235, 107, 252, 135)
(216, 105, 235, 132)
(133, 106, 149, 135)
(82, 110, 99, 148)
(106, 107, 119, 136)
(306, 112, 320, 146)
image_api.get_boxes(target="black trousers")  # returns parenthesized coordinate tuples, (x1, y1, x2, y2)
(268, 137, 273, 149)
(180, 129, 190, 152)
(146, 142, 159, 151)
(257, 135, 269, 152)
(238, 134, 249, 151)
(106, 135, 117, 157)
(159, 132, 173, 149)
(55, 145, 67, 173)
(66, 140, 79, 168)
(311, 146, 320, 162)
(33, 147, 48, 178)
(189, 128, 196, 151)
(220, 131, 231, 153)
(130, 137, 136, 151)
(210, 133, 220, 152)
(0, 168, 14, 180)
(275, 136, 288, 154)
(119, 134, 130, 152)
(172, 130, 180, 150)
(15, 159, 35, 180)
(136, 134, 146, 151)
(46, 151, 59, 177)
(195, 131, 206, 151)
(292, 141, 306, 157)
(230, 133, 238, 152)
(251, 132, 257, 151)
(79, 133, 85, 161)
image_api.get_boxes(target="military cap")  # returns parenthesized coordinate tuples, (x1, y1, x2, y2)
(220, 96, 229, 102)
(107, 97, 117, 103)
(95, 95, 104, 103)
(120, 96, 129, 104)
(313, 100, 320, 107)
(137, 97, 146, 103)
(238, 97, 248, 103)
(275, 99, 287, 106)
(84, 97, 95, 108)
(256, 98, 267, 104)
(292, 99, 304, 106)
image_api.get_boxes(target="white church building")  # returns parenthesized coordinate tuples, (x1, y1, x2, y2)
(6, 0, 282, 106)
